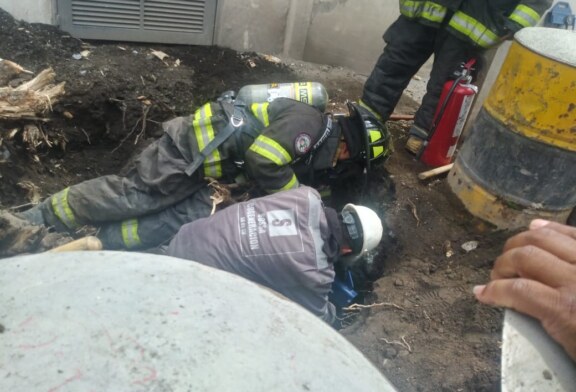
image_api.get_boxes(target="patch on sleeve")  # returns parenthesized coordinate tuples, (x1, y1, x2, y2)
(294, 133, 312, 155)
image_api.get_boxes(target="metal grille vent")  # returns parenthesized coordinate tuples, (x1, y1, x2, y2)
(143, 1, 206, 33)
(71, 0, 141, 29)
(58, 0, 216, 45)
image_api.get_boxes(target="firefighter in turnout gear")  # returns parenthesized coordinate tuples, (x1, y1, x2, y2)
(166, 186, 384, 325)
(16, 95, 390, 250)
(360, 0, 552, 154)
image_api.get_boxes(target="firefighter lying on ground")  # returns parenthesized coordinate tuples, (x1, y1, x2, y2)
(166, 185, 384, 325)
(359, 0, 552, 155)
(14, 95, 391, 250)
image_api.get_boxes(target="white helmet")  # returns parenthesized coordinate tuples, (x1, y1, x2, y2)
(339, 203, 383, 264)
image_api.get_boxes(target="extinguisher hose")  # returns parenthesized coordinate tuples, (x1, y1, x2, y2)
(416, 73, 465, 160)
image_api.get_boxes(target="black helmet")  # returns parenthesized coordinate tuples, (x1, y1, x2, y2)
(345, 102, 392, 172)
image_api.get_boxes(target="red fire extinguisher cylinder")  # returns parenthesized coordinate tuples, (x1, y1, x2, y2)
(420, 67, 478, 167)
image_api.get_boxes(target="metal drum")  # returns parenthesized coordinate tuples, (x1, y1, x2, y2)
(0, 251, 397, 391)
(448, 27, 576, 229)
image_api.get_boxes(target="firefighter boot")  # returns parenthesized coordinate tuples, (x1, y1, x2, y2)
(16, 205, 47, 226)
(18, 200, 72, 232)
(405, 125, 428, 156)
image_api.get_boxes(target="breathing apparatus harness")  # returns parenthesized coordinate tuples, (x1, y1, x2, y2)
(185, 91, 263, 177)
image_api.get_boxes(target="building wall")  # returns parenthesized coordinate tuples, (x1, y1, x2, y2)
(303, 0, 399, 75)
(0, 0, 55, 24)
(0, 0, 570, 76)
(214, 0, 292, 57)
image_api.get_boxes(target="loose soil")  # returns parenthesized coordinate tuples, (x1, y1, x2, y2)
(0, 9, 511, 391)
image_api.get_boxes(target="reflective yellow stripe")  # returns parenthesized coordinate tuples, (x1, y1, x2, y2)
(359, 99, 383, 122)
(250, 103, 270, 126)
(294, 82, 313, 106)
(192, 103, 222, 178)
(51, 187, 77, 228)
(318, 187, 332, 199)
(449, 11, 498, 48)
(121, 219, 141, 248)
(400, 0, 423, 17)
(249, 135, 292, 166)
(369, 130, 385, 158)
(400, 0, 446, 23)
(267, 173, 299, 193)
(509, 5, 540, 28)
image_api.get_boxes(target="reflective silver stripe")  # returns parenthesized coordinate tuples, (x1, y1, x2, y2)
(400, 0, 446, 23)
(51, 187, 77, 228)
(449, 12, 498, 48)
(121, 219, 141, 249)
(192, 103, 221, 178)
(250, 103, 270, 126)
(308, 190, 328, 270)
(266, 173, 299, 194)
(421, 1, 446, 23)
(249, 135, 292, 166)
(509, 5, 540, 28)
(400, 0, 422, 18)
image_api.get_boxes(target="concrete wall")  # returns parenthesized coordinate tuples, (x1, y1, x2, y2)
(214, 0, 397, 75)
(0, 0, 55, 24)
(0, 0, 572, 76)
(214, 0, 292, 57)
(303, 0, 399, 75)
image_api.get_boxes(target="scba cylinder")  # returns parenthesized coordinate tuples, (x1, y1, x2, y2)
(236, 82, 329, 112)
(448, 28, 576, 229)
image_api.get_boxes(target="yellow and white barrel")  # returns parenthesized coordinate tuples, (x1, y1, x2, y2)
(448, 27, 576, 229)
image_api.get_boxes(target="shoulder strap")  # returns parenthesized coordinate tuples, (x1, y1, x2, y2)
(185, 101, 247, 177)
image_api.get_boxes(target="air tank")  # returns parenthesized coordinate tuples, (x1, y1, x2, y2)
(236, 82, 329, 111)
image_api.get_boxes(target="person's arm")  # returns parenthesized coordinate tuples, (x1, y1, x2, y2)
(244, 99, 325, 193)
(286, 284, 337, 325)
(504, 0, 553, 33)
(474, 219, 576, 361)
(244, 129, 300, 193)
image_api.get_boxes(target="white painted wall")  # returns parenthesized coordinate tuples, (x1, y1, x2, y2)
(304, 0, 400, 75)
(0, 0, 55, 24)
(0, 0, 572, 75)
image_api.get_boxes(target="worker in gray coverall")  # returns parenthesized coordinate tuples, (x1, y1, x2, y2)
(166, 186, 384, 324)
(16, 97, 390, 250)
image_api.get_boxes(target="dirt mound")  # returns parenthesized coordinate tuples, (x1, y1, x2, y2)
(0, 7, 506, 391)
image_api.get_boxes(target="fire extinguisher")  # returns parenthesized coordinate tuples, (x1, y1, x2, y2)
(419, 59, 478, 167)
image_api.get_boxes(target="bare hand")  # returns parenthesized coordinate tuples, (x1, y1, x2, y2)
(474, 219, 576, 362)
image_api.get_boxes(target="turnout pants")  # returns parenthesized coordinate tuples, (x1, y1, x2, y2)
(362, 15, 481, 136)
(27, 134, 213, 249)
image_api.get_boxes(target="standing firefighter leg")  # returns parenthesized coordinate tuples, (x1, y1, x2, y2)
(361, 16, 437, 121)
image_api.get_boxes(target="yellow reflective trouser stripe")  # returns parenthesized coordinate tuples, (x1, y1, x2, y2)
(400, 0, 446, 23)
(449, 11, 498, 48)
(509, 5, 540, 28)
(249, 135, 292, 166)
(267, 173, 299, 193)
(51, 187, 77, 228)
(192, 103, 222, 178)
(250, 103, 270, 126)
(121, 219, 141, 248)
